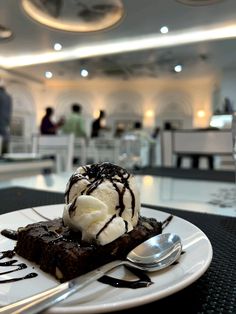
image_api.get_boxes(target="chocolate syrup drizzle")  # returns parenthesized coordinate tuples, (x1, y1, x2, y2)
(0, 211, 175, 288)
(98, 266, 153, 289)
(65, 162, 136, 237)
(1, 229, 18, 240)
(0, 161, 176, 289)
(0, 249, 38, 284)
(161, 215, 173, 229)
(98, 214, 176, 289)
(0, 259, 27, 275)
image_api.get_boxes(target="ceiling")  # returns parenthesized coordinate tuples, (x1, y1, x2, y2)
(0, 0, 236, 83)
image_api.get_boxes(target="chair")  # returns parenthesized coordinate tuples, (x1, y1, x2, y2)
(118, 133, 149, 169)
(32, 134, 75, 173)
(93, 138, 120, 164)
(74, 137, 87, 166)
(85, 139, 99, 164)
(9, 136, 32, 153)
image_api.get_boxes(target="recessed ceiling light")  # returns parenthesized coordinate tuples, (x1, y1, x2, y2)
(54, 43, 62, 51)
(160, 26, 169, 34)
(0, 24, 13, 39)
(81, 69, 88, 77)
(174, 64, 182, 72)
(176, 0, 224, 6)
(45, 71, 53, 79)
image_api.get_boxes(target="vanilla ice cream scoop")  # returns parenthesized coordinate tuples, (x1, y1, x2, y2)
(63, 162, 140, 245)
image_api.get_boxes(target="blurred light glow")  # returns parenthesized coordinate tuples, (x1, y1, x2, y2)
(2, 22, 236, 68)
(93, 110, 100, 119)
(145, 110, 155, 118)
(54, 43, 62, 51)
(0, 25, 13, 39)
(143, 176, 154, 186)
(45, 71, 53, 79)
(81, 69, 88, 77)
(160, 26, 169, 34)
(210, 114, 232, 128)
(174, 64, 182, 72)
(197, 110, 206, 118)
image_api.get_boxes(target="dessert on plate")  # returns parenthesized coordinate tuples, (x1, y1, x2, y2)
(15, 162, 162, 282)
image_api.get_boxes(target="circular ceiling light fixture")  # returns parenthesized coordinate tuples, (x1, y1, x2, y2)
(175, 0, 224, 6)
(174, 64, 182, 72)
(81, 69, 89, 77)
(21, 0, 124, 32)
(54, 42, 62, 51)
(160, 26, 169, 34)
(45, 71, 53, 78)
(0, 24, 13, 40)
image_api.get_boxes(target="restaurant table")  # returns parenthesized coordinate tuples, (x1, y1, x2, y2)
(0, 187, 235, 314)
(0, 157, 54, 180)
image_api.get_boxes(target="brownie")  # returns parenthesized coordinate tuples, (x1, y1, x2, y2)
(15, 216, 162, 282)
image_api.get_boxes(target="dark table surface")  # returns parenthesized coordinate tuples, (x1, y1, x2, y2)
(0, 186, 235, 314)
(134, 166, 235, 183)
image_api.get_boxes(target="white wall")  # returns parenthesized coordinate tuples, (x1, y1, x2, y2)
(1, 71, 43, 137)
(42, 74, 215, 136)
(1, 71, 216, 138)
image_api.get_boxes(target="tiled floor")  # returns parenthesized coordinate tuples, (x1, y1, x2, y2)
(0, 171, 235, 218)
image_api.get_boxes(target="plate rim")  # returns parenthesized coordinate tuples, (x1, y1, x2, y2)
(0, 204, 213, 314)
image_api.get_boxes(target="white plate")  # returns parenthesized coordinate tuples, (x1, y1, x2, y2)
(2, 153, 42, 161)
(0, 205, 213, 313)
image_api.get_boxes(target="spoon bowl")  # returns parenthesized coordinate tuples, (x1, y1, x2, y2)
(126, 233, 182, 271)
(0, 233, 182, 314)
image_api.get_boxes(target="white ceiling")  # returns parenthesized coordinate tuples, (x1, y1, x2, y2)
(0, 0, 236, 82)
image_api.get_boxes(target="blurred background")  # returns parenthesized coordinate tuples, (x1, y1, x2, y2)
(0, 0, 235, 174)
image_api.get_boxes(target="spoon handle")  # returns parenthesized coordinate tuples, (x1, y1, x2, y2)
(0, 260, 123, 314)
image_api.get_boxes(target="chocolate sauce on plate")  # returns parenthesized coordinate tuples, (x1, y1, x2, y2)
(161, 215, 173, 229)
(0, 163, 178, 289)
(1, 229, 18, 240)
(0, 272, 38, 284)
(99, 266, 153, 289)
(0, 249, 38, 284)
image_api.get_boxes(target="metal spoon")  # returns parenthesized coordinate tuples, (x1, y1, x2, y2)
(0, 233, 182, 314)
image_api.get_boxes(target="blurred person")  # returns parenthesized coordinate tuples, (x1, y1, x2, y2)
(152, 126, 160, 139)
(0, 79, 13, 154)
(132, 121, 155, 144)
(114, 123, 125, 138)
(40, 107, 63, 135)
(91, 110, 106, 138)
(164, 121, 173, 130)
(62, 103, 86, 138)
(223, 97, 234, 114)
(151, 126, 161, 166)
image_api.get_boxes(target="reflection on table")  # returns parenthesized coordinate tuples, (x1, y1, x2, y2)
(0, 171, 234, 218)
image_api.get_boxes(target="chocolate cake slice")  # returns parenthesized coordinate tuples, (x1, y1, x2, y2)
(15, 216, 162, 282)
